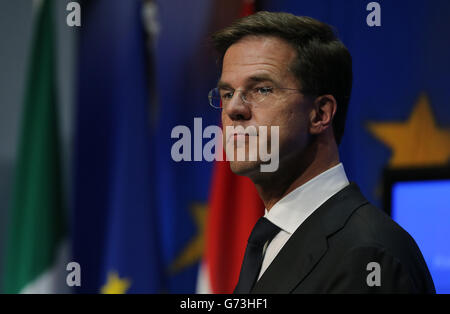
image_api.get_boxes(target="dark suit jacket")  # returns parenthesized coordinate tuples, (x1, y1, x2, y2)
(248, 183, 435, 293)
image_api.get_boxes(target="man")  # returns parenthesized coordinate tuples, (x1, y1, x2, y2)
(209, 11, 435, 293)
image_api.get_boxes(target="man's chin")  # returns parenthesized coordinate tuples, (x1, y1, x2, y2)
(228, 160, 261, 177)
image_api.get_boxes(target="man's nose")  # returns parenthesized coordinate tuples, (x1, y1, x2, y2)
(223, 91, 251, 121)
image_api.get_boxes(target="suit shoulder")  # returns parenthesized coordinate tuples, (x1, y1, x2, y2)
(328, 202, 435, 293)
(339, 202, 423, 257)
(347, 203, 412, 244)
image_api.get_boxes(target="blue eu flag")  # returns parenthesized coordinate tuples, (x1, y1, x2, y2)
(73, 0, 164, 293)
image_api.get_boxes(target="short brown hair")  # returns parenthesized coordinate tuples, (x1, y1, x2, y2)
(211, 11, 352, 145)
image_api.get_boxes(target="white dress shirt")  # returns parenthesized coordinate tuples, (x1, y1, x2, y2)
(257, 163, 350, 280)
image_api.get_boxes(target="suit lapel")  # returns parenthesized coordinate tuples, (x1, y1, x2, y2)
(251, 183, 369, 293)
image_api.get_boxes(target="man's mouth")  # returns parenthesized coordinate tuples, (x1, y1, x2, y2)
(226, 127, 258, 143)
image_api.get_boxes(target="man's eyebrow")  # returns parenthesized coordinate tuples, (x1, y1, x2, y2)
(217, 75, 277, 89)
(217, 80, 232, 89)
(247, 75, 276, 84)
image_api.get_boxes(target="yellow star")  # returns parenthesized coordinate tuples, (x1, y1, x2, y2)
(367, 93, 450, 167)
(169, 203, 208, 274)
(100, 271, 131, 294)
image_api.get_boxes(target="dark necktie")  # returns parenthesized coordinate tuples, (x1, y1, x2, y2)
(234, 217, 281, 293)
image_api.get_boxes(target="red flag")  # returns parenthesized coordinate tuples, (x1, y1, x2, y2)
(241, 0, 256, 17)
(199, 0, 264, 294)
(205, 160, 264, 293)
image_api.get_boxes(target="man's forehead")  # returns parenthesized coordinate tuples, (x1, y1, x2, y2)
(223, 36, 296, 67)
(220, 36, 297, 85)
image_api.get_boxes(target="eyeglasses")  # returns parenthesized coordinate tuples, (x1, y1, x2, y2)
(208, 86, 303, 109)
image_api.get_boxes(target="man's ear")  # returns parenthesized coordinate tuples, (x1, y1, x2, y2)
(309, 95, 337, 135)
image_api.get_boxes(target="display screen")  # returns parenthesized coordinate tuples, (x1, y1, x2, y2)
(392, 180, 450, 294)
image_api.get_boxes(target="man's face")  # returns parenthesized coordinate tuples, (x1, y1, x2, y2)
(220, 35, 313, 178)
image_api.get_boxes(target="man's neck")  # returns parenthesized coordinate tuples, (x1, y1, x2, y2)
(253, 138, 340, 211)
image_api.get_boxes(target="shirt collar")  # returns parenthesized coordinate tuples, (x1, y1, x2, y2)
(264, 163, 350, 234)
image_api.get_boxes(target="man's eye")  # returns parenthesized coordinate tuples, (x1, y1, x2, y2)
(255, 87, 273, 95)
(221, 91, 234, 100)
